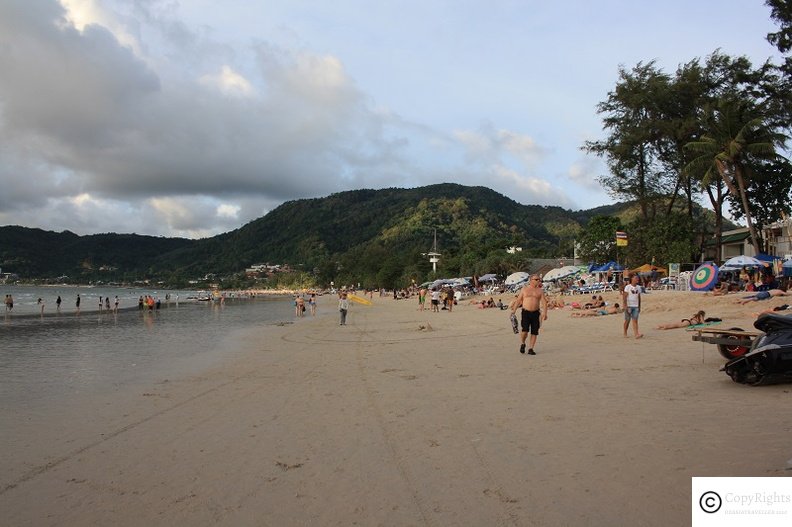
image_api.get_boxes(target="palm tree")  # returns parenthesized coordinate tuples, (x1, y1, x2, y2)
(686, 98, 789, 255)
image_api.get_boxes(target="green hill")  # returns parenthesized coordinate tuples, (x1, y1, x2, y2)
(0, 183, 726, 287)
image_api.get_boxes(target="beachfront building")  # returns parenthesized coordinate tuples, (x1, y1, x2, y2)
(1, 271, 19, 283)
(763, 217, 792, 260)
(717, 228, 755, 259)
(703, 221, 792, 262)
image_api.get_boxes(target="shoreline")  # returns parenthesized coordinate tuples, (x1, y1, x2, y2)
(1, 291, 790, 525)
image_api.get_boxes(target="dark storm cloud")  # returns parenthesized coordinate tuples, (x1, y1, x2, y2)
(0, 0, 414, 236)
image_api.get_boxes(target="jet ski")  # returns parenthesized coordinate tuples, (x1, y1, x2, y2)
(722, 313, 792, 385)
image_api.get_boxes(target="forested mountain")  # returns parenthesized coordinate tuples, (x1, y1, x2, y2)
(0, 226, 193, 280)
(0, 183, 723, 288)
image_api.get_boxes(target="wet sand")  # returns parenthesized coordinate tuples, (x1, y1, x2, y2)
(2, 290, 790, 525)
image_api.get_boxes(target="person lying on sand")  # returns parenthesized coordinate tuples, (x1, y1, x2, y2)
(752, 304, 791, 317)
(547, 296, 566, 309)
(570, 303, 621, 318)
(736, 289, 788, 305)
(655, 310, 705, 330)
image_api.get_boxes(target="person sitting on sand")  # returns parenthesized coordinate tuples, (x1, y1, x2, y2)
(583, 295, 605, 309)
(737, 289, 788, 305)
(570, 303, 621, 318)
(655, 310, 705, 330)
(710, 282, 730, 296)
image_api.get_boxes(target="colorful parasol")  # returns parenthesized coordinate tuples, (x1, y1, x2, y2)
(690, 262, 719, 291)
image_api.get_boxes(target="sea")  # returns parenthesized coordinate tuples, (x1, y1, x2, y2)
(0, 285, 301, 408)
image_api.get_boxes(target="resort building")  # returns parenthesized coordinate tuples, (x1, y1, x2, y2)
(705, 218, 792, 261)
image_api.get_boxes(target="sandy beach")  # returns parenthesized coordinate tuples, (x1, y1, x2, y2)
(2, 289, 791, 526)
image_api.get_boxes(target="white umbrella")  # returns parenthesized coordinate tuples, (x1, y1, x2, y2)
(542, 266, 580, 282)
(721, 255, 764, 270)
(505, 272, 530, 285)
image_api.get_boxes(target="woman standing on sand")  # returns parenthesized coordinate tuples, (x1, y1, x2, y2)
(308, 293, 317, 316)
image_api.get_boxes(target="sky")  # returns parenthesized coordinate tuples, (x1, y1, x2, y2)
(0, 0, 783, 239)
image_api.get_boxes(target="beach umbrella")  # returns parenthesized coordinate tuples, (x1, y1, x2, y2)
(478, 273, 498, 282)
(542, 266, 579, 282)
(720, 255, 764, 270)
(689, 262, 719, 291)
(504, 272, 530, 285)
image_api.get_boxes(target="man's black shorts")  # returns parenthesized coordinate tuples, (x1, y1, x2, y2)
(521, 309, 541, 335)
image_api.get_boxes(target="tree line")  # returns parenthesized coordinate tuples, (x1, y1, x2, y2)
(578, 0, 792, 265)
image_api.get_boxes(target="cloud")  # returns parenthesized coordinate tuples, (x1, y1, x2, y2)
(447, 124, 573, 206)
(566, 156, 605, 190)
(453, 124, 545, 167)
(0, 0, 415, 236)
(0, 0, 583, 238)
(199, 65, 254, 97)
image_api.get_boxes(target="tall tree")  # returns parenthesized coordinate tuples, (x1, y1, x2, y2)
(766, 0, 792, 54)
(583, 62, 672, 221)
(577, 216, 622, 264)
(726, 158, 792, 252)
(686, 97, 789, 253)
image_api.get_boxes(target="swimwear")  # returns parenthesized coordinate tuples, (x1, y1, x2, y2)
(681, 319, 692, 325)
(520, 309, 541, 335)
(597, 310, 608, 316)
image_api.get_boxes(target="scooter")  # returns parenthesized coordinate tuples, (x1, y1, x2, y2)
(722, 313, 792, 385)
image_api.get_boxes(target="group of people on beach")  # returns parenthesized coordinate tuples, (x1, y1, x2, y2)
(468, 297, 506, 309)
(284, 263, 790, 355)
(4, 293, 92, 315)
(417, 287, 458, 313)
(294, 293, 317, 317)
(506, 272, 650, 355)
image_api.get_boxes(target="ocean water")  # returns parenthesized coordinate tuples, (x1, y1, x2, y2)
(0, 286, 301, 406)
(1, 284, 206, 316)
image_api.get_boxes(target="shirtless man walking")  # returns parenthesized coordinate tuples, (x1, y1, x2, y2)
(510, 274, 548, 355)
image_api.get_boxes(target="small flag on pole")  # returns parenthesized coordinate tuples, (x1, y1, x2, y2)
(616, 231, 628, 246)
